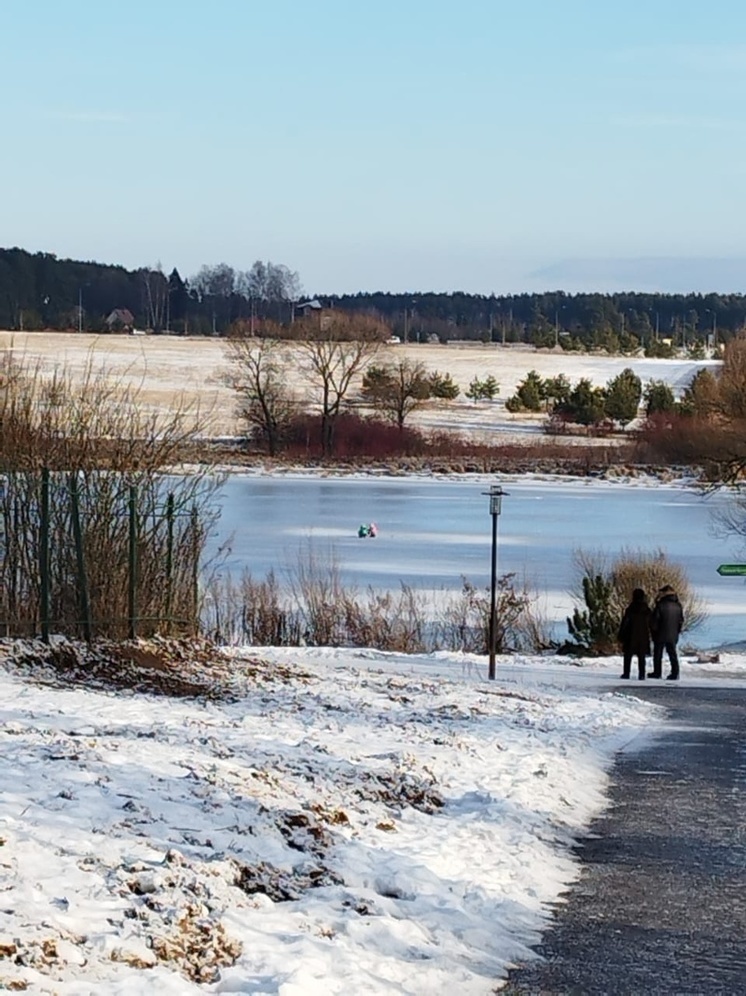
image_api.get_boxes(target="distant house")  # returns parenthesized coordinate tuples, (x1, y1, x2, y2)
(105, 308, 135, 332)
(296, 299, 323, 318)
(296, 299, 333, 331)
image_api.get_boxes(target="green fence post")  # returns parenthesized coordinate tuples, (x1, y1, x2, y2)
(165, 493, 174, 634)
(128, 483, 138, 640)
(39, 467, 50, 644)
(190, 505, 199, 636)
(69, 473, 92, 642)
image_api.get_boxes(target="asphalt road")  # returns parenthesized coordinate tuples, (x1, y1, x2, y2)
(502, 686, 746, 996)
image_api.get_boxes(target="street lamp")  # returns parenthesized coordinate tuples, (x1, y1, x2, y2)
(482, 484, 509, 680)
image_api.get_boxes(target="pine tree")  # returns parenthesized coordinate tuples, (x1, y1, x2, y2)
(644, 380, 676, 415)
(604, 368, 642, 424)
(566, 574, 617, 654)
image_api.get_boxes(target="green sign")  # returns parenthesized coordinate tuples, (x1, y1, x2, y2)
(717, 564, 746, 577)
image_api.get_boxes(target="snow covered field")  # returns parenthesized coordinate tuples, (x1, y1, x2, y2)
(2, 642, 744, 994)
(0, 332, 718, 441)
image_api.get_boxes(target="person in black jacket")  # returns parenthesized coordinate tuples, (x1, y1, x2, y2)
(618, 587, 652, 680)
(649, 584, 684, 680)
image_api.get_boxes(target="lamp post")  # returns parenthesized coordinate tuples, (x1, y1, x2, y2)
(482, 484, 508, 680)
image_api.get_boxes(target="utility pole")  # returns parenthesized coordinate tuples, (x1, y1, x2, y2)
(78, 288, 83, 333)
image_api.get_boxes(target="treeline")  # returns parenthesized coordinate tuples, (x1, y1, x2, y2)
(2, 245, 746, 347)
(0, 249, 301, 334)
(328, 290, 743, 349)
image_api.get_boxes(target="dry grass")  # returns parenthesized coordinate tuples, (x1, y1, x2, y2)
(204, 550, 551, 654)
(0, 349, 219, 639)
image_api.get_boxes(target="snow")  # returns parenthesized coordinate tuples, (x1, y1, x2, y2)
(2, 642, 744, 993)
(0, 332, 717, 442)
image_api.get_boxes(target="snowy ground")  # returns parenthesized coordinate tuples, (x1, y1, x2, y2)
(0, 332, 718, 442)
(2, 642, 744, 994)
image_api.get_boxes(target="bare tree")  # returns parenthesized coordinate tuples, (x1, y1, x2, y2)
(226, 336, 296, 456)
(239, 261, 303, 324)
(297, 314, 385, 456)
(191, 263, 236, 301)
(189, 263, 236, 333)
(282, 267, 303, 321)
(361, 358, 431, 429)
(140, 264, 168, 331)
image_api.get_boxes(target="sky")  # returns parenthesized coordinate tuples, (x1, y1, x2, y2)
(2, 0, 746, 295)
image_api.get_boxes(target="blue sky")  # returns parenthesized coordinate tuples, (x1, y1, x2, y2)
(2, 0, 746, 294)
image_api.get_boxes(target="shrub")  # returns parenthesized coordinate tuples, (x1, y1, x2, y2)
(609, 547, 707, 632)
(509, 370, 544, 412)
(282, 413, 429, 460)
(440, 574, 552, 654)
(428, 371, 460, 400)
(645, 339, 677, 358)
(465, 375, 499, 402)
(556, 378, 607, 426)
(204, 554, 551, 654)
(568, 547, 706, 655)
(644, 380, 676, 415)
(543, 374, 572, 408)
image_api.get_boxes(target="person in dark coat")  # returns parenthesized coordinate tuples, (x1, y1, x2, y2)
(649, 584, 684, 680)
(618, 587, 652, 680)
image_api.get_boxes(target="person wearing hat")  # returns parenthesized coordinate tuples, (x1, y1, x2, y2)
(649, 584, 684, 680)
(618, 587, 652, 680)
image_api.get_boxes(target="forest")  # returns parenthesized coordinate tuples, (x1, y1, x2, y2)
(1, 245, 744, 350)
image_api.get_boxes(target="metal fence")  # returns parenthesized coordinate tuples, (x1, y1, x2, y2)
(0, 468, 202, 642)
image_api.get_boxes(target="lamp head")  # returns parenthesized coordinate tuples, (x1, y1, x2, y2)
(482, 485, 508, 516)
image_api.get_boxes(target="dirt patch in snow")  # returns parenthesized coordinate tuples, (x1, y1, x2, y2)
(0, 637, 311, 700)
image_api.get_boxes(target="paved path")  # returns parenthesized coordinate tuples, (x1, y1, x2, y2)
(502, 686, 746, 996)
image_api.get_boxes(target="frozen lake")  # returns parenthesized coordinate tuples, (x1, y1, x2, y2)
(211, 475, 746, 650)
